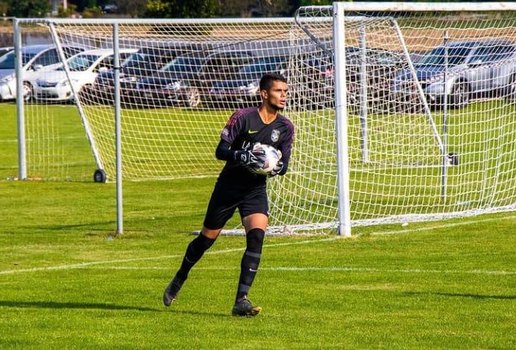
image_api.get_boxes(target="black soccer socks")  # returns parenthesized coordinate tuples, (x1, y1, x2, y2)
(176, 233, 216, 281)
(236, 228, 265, 301)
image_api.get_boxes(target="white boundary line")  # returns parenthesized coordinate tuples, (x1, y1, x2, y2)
(81, 266, 515, 276)
(365, 214, 516, 236)
(0, 238, 337, 276)
(2, 262, 513, 276)
(1, 216, 514, 276)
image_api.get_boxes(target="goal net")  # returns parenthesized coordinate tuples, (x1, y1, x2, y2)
(15, 2, 516, 234)
(292, 3, 516, 229)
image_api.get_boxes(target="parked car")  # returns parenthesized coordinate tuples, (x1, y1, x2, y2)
(0, 46, 13, 58)
(0, 45, 85, 101)
(135, 54, 205, 107)
(346, 47, 405, 112)
(207, 55, 288, 108)
(136, 50, 255, 108)
(391, 39, 516, 109)
(195, 50, 255, 106)
(282, 52, 335, 109)
(290, 47, 403, 110)
(90, 44, 196, 104)
(32, 48, 137, 103)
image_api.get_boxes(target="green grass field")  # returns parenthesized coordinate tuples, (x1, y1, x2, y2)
(1, 103, 515, 349)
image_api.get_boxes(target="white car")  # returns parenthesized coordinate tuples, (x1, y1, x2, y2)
(0, 47, 13, 58)
(32, 48, 137, 103)
(0, 45, 85, 101)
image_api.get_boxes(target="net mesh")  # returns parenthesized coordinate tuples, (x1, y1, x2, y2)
(16, 6, 516, 233)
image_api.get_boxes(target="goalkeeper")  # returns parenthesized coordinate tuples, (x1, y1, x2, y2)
(163, 73, 294, 316)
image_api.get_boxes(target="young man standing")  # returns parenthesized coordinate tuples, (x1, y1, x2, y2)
(163, 73, 294, 316)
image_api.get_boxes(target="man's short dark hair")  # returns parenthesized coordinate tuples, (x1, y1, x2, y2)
(259, 73, 287, 91)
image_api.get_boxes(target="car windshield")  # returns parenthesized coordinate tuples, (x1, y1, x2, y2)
(122, 53, 149, 69)
(66, 54, 102, 72)
(236, 57, 285, 78)
(161, 57, 202, 73)
(307, 57, 332, 71)
(0, 51, 37, 69)
(469, 44, 515, 64)
(417, 44, 476, 67)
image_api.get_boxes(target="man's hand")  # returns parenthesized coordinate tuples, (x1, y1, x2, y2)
(269, 160, 284, 177)
(234, 149, 266, 170)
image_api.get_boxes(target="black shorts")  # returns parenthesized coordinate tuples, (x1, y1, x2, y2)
(203, 179, 269, 230)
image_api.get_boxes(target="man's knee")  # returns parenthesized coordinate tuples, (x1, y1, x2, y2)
(201, 227, 222, 240)
(246, 228, 265, 254)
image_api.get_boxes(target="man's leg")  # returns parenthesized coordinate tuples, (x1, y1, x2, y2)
(163, 228, 220, 307)
(232, 213, 267, 316)
(164, 176, 237, 307)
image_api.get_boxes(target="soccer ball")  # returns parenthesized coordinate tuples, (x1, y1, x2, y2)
(252, 143, 282, 175)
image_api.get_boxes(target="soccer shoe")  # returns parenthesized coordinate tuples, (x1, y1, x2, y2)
(231, 297, 262, 317)
(163, 275, 184, 307)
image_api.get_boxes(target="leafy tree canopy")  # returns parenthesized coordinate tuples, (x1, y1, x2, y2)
(5, 0, 50, 17)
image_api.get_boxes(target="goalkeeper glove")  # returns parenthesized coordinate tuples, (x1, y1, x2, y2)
(234, 149, 265, 170)
(269, 160, 284, 177)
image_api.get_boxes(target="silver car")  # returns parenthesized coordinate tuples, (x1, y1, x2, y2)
(0, 45, 84, 101)
(392, 39, 516, 109)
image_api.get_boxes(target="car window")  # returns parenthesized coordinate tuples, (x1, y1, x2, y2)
(95, 56, 114, 72)
(372, 51, 403, 65)
(30, 47, 83, 68)
(237, 57, 286, 78)
(154, 54, 177, 69)
(123, 53, 148, 69)
(119, 52, 133, 63)
(162, 56, 203, 73)
(32, 49, 60, 67)
(470, 44, 515, 64)
(202, 58, 223, 74)
(0, 51, 38, 69)
(0, 48, 12, 57)
(0, 51, 16, 69)
(418, 44, 475, 67)
(68, 54, 101, 72)
(63, 47, 84, 58)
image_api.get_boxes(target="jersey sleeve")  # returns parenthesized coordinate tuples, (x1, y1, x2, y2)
(220, 109, 248, 145)
(278, 118, 295, 166)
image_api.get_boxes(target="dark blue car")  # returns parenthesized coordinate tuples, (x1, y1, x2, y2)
(207, 55, 288, 108)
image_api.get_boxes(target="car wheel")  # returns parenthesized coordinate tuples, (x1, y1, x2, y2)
(182, 87, 201, 108)
(23, 82, 33, 102)
(448, 81, 470, 109)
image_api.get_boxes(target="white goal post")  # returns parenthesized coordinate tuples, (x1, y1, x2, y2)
(14, 2, 516, 236)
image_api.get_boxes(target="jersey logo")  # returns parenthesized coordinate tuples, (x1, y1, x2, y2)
(248, 129, 259, 134)
(271, 129, 280, 142)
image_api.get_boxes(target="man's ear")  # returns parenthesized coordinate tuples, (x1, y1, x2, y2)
(260, 89, 268, 100)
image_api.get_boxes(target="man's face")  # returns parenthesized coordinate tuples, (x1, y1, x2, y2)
(261, 80, 288, 110)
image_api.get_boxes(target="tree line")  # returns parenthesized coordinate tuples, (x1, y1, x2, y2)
(1, 0, 498, 19)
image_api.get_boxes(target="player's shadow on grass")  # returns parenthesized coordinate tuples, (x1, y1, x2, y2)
(0, 300, 160, 312)
(402, 291, 515, 300)
(0, 300, 230, 317)
(22, 221, 115, 231)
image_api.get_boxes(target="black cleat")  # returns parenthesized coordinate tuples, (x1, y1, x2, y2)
(163, 276, 184, 307)
(231, 297, 262, 317)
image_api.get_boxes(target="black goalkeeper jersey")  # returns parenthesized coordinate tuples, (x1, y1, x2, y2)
(218, 107, 295, 186)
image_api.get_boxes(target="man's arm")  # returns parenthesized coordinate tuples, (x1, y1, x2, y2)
(215, 139, 265, 169)
(215, 139, 234, 161)
(271, 120, 295, 176)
